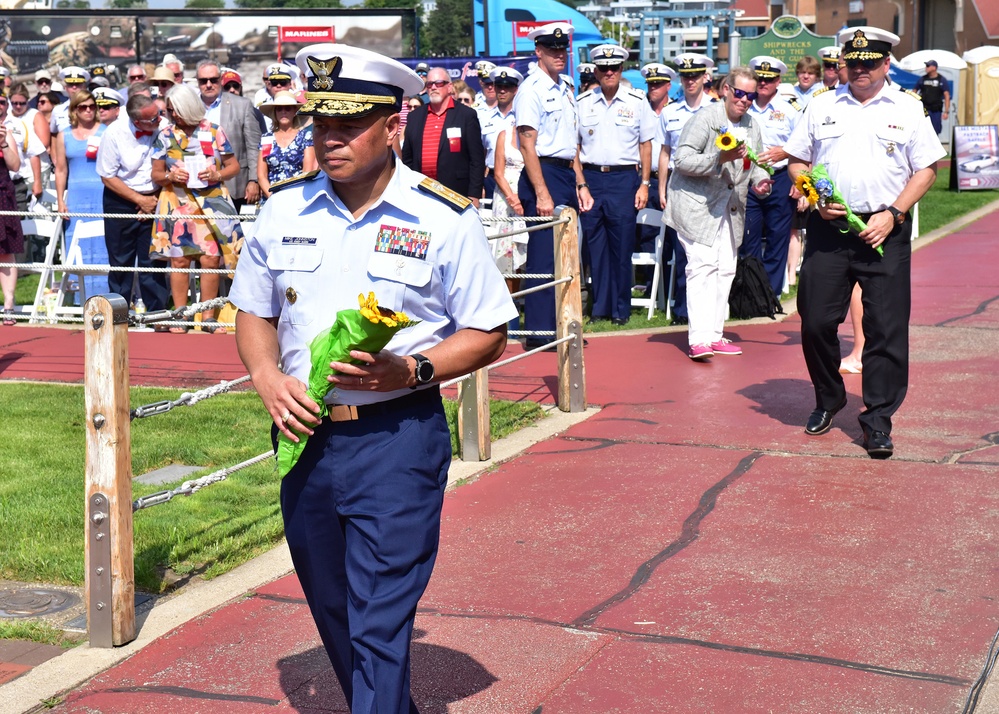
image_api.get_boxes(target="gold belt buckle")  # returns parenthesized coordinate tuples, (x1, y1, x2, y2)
(328, 404, 359, 422)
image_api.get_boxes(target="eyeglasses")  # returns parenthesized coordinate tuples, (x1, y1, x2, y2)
(37, 79, 51, 84)
(128, 74, 145, 80)
(426, 80, 450, 88)
(270, 80, 290, 87)
(76, 103, 97, 111)
(754, 75, 779, 83)
(173, 72, 184, 80)
(10, 100, 26, 106)
(153, 81, 174, 87)
(494, 83, 517, 91)
(729, 88, 758, 101)
(223, 82, 241, 91)
(845, 58, 884, 70)
(596, 64, 623, 73)
(458, 97, 473, 105)
(197, 76, 220, 85)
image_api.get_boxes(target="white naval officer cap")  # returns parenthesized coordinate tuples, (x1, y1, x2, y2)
(60, 66, 91, 85)
(475, 60, 497, 78)
(0, 67, 9, 78)
(749, 55, 787, 78)
(672, 53, 714, 74)
(528, 22, 574, 49)
(589, 44, 629, 66)
(578, 63, 596, 79)
(93, 87, 125, 108)
(837, 26, 899, 61)
(641, 63, 676, 83)
(266, 63, 293, 82)
(488, 66, 524, 85)
(818, 46, 841, 65)
(295, 44, 424, 119)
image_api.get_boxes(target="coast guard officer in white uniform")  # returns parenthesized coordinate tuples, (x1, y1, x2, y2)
(230, 43, 517, 713)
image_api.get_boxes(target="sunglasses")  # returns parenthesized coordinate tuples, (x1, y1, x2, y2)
(197, 76, 220, 85)
(729, 87, 758, 101)
(10, 100, 26, 106)
(458, 97, 473, 105)
(845, 58, 884, 70)
(754, 75, 779, 83)
(270, 79, 290, 87)
(223, 82, 241, 91)
(596, 64, 623, 73)
(173, 72, 184, 79)
(494, 83, 517, 90)
(153, 81, 174, 87)
(76, 103, 97, 111)
(128, 74, 145, 80)
(426, 80, 449, 88)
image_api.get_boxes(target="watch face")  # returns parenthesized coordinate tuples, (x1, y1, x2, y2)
(417, 359, 434, 382)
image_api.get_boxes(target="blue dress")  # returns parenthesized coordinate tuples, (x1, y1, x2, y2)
(260, 125, 313, 186)
(63, 125, 109, 299)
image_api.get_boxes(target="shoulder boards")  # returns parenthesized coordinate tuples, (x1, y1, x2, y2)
(576, 88, 594, 101)
(418, 177, 472, 212)
(270, 170, 321, 193)
(788, 97, 802, 111)
(903, 88, 922, 100)
(627, 88, 646, 100)
(813, 86, 832, 96)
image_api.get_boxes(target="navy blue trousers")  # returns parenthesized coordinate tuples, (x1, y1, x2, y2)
(102, 188, 169, 311)
(664, 224, 688, 319)
(280, 396, 451, 714)
(798, 213, 912, 435)
(518, 163, 578, 337)
(580, 169, 639, 321)
(741, 168, 794, 298)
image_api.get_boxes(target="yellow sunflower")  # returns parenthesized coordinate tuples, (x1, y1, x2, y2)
(794, 174, 819, 205)
(715, 131, 738, 151)
(357, 292, 413, 328)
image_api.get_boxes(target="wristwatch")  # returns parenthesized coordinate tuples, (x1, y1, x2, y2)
(641, 179, 652, 187)
(886, 205, 905, 225)
(410, 353, 435, 388)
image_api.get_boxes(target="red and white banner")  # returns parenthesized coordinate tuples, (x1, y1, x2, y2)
(512, 20, 568, 39)
(279, 26, 335, 44)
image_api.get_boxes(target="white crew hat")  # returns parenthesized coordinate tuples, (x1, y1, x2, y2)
(487, 66, 524, 85)
(818, 46, 841, 64)
(641, 63, 676, 83)
(837, 26, 900, 61)
(475, 61, 497, 78)
(93, 87, 125, 108)
(528, 22, 574, 49)
(672, 53, 714, 74)
(60, 66, 91, 85)
(749, 56, 787, 78)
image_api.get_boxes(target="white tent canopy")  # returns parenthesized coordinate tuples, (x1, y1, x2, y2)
(897, 49, 968, 71)
(963, 46, 999, 65)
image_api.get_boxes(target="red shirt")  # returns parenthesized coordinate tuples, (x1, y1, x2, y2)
(420, 96, 454, 180)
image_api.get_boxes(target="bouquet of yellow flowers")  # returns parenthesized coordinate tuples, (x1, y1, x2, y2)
(715, 127, 774, 176)
(794, 164, 882, 256)
(277, 292, 419, 477)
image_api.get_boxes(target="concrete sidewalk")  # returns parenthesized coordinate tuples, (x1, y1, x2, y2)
(3, 203, 999, 713)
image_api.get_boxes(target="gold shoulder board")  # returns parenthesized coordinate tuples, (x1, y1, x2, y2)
(270, 170, 321, 193)
(418, 177, 472, 212)
(813, 86, 832, 96)
(789, 98, 802, 111)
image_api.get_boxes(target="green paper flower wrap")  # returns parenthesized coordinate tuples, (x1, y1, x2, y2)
(808, 164, 882, 256)
(277, 292, 419, 477)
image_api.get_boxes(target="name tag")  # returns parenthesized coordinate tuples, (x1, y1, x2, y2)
(282, 236, 318, 246)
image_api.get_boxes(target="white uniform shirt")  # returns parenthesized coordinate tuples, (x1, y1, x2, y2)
(95, 118, 159, 192)
(229, 162, 518, 405)
(658, 96, 713, 168)
(3, 115, 45, 182)
(203, 95, 222, 127)
(746, 95, 801, 169)
(512, 70, 577, 160)
(785, 84, 946, 213)
(577, 86, 657, 166)
(479, 105, 514, 170)
(792, 82, 820, 107)
(50, 102, 71, 135)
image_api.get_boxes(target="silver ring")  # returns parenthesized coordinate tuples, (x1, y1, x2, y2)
(280, 410, 291, 423)
(359, 377, 364, 385)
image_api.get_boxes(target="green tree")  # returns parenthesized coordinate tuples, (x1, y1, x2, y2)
(422, 0, 472, 56)
(597, 18, 634, 51)
(186, 0, 225, 7)
(234, 0, 343, 8)
(363, 0, 420, 8)
(105, 0, 146, 8)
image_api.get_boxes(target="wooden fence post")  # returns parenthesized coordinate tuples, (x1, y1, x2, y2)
(458, 367, 491, 462)
(553, 206, 586, 412)
(84, 294, 135, 647)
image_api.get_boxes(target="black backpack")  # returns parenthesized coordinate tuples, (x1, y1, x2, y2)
(728, 256, 784, 320)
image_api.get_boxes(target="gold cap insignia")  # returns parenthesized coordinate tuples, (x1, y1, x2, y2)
(853, 30, 868, 48)
(554, 28, 563, 38)
(307, 55, 341, 92)
(500, 70, 508, 79)
(285, 287, 298, 304)
(603, 48, 614, 57)
(682, 57, 693, 68)
(760, 61, 771, 72)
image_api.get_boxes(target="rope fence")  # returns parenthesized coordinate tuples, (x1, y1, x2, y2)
(0, 209, 257, 221)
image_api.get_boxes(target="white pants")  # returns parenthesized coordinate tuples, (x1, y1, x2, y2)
(679, 215, 738, 347)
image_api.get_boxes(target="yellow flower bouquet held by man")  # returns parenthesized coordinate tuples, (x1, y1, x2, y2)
(716, 127, 774, 175)
(794, 164, 881, 256)
(277, 292, 419, 476)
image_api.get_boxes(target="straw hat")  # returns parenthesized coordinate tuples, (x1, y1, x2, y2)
(258, 90, 303, 119)
(149, 66, 176, 84)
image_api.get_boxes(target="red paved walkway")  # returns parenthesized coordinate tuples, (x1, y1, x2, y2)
(3, 210, 999, 712)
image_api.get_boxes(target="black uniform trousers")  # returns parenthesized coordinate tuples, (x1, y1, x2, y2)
(102, 188, 169, 311)
(741, 167, 795, 297)
(798, 212, 912, 435)
(518, 161, 578, 342)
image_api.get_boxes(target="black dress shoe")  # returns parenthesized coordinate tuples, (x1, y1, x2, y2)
(611, 317, 629, 326)
(863, 429, 894, 459)
(804, 398, 847, 436)
(671, 315, 688, 326)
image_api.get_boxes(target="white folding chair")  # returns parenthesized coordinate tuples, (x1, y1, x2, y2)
(632, 207, 668, 320)
(20, 215, 65, 322)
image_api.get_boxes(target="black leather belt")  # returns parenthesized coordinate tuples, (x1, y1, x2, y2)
(772, 166, 788, 174)
(324, 386, 441, 423)
(11, 176, 26, 184)
(582, 163, 638, 173)
(538, 156, 573, 169)
(856, 210, 908, 222)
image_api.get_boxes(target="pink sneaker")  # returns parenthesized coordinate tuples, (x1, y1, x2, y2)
(688, 343, 714, 361)
(710, 338, 742, 356)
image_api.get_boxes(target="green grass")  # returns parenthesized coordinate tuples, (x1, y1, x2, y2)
(0, 621, 84, 649)
(15, 272, 40, 306)
(918, 166, 998, 234)
(0, 383, 542, 594)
